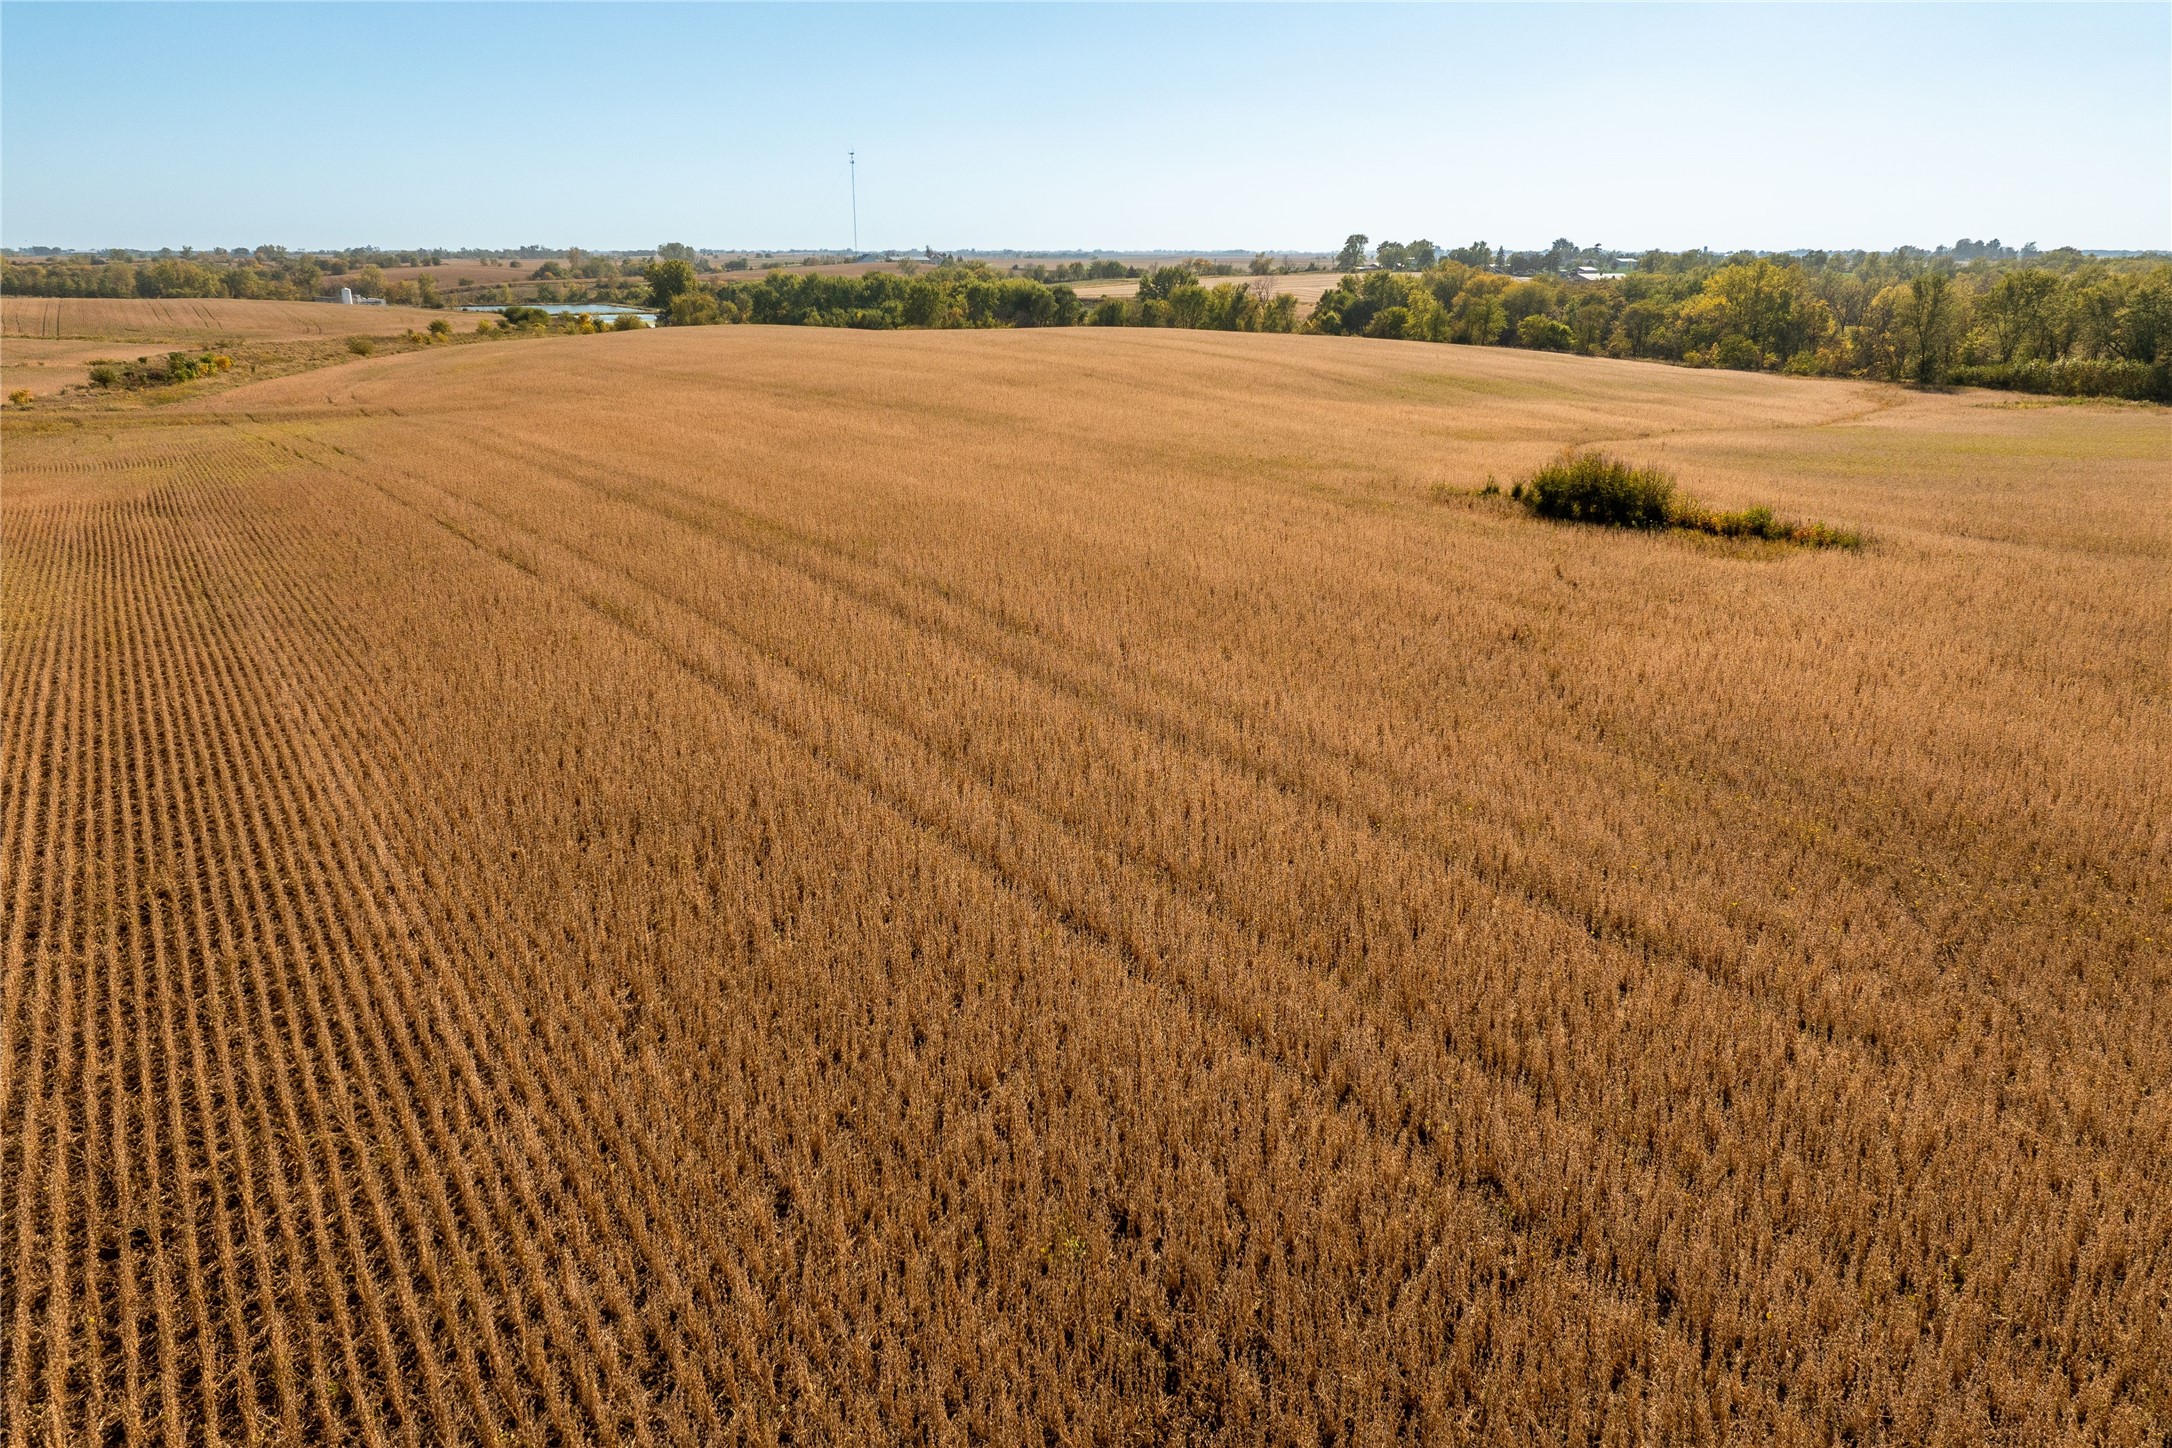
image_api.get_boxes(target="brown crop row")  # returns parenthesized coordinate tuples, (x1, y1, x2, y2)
(3, 326, 2167, 1445)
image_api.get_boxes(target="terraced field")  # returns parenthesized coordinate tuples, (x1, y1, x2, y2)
(3, 326, 2167, 1445)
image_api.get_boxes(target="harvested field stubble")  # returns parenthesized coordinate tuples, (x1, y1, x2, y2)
(3, 325, 2168, 1445)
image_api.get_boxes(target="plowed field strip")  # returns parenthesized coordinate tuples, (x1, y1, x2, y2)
(97, 576, 154, 1443)
(183, 502, 672, 1444)
(1, 501, 75, 1118)
(141, 466, 587, 1448)
(211, 519, 739, 1443)
(117, 485, 335, 1446)
(132, 483, 490, 1448)
(3, 500, 87, 1446)
(114, 489, 360, 1446)
(78, 501, 125, 1443)
(146, 457, 726, 1441)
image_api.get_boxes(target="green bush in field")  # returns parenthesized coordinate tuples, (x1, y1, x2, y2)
(1516, 450, 1862, 548)
(1518, 450, 1676, 527)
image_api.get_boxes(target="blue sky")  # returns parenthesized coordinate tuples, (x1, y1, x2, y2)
(3, 3, 2164, 253)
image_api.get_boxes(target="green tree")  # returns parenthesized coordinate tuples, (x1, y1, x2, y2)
(1335, 234, 1369, 271)
(1610, 298, 1672, 357)
(1135, 265, 1199, 304)
(647, 258, 698, 312)
(2114, 267, 2172, 362)
(1502, 279, 1558, 330)
(1365, 306, 1412, 339)
(1568, 294, 1612, 353)
(1897, 271, 1965, 382)
(1517, 315, 1575, 350)
(1451, 274, 1511, 344)
(668, 290, 721, 326)
(1681, 260, 1832, 368)
(1977, 269, 2062, 362)
(1863, 272, 1966, 382)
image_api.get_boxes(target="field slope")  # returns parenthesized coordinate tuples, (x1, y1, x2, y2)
(4, 327, 2168, 1445)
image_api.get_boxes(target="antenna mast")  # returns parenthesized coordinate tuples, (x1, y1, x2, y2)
(849, 151, 858, 255)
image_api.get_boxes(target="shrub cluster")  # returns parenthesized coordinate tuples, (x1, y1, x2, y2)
(1516, 451, 1675, 528)
(1514, 451, 1861, 548)
(87, 351, 233, 389)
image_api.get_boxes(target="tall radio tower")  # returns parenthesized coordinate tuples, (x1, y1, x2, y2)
(849, 151, 858, 256)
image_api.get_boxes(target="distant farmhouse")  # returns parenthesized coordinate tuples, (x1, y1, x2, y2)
(334, 286, 388, 306)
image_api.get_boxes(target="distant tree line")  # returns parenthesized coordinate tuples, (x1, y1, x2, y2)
(1308, 245, 2172, 401)
(3, 251, 329, 302)
(645, 261, 1299, 334)
(0, 247, 462, 307)
(1015, 259, 1135, 283)
(11, 239, 2164, 400)
(635, 249, 2168, 398)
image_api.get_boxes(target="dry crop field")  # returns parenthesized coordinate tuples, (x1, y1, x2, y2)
(3, 326, 2167, 1446)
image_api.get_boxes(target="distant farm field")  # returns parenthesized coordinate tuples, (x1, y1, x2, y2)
(1, 294, 457, 341)
(0, 296, 472, 398)
(4, 327, 2167, 1444)
(1070, 270, 1349, 314)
